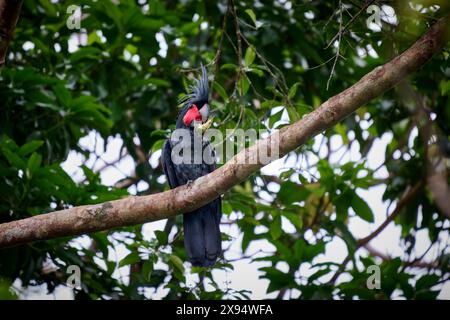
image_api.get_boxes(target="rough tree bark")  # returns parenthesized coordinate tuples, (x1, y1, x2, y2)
(0, 15, 449, 248)
(428, 152, 450, 219)
(0, 0, 22, 67)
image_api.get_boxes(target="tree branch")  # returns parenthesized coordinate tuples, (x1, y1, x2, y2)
(357, 180, 425, 247)
(362, 243, 441, 270)
(427, 162, 450, 219)
(0, 15, 448, 248)
(405, 81, 450, 219)
(328, 180, 425, 284)
(0, 0, 23, 67)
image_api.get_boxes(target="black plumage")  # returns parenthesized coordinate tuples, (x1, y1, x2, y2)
(162, 66, 222, 267)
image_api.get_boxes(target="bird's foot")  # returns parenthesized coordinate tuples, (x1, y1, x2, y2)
(186, 179, 194, 187)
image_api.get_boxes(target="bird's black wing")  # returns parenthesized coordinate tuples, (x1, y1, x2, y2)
(162, 140, 179, 189)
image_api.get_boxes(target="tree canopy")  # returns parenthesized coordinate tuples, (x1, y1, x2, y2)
(0, 0, 449, 300)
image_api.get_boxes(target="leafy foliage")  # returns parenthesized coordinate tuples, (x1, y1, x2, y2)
(0, 0, 449, 300)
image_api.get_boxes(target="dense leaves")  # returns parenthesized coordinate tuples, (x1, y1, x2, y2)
(0, 0, 449, 299)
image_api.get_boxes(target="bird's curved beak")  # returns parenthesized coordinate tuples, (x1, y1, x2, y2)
(193, 103, 212, 133)
(199, 103, 209, 123)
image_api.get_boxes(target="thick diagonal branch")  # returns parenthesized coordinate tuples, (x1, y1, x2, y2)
(428, 163, 450, 218)
(0, 15, 449, 248)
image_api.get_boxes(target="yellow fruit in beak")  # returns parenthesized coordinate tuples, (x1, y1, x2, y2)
(195, 118, 213, 134)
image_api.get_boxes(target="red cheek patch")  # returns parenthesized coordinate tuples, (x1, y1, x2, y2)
(183, 105, 202, 126)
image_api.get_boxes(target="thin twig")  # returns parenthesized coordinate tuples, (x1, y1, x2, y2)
(325, 0, 377, 49)
(327, 0, 343, 90)
(328, 180, 425, 284)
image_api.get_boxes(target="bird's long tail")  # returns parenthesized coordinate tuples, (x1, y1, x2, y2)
(183, 198, 222, 267)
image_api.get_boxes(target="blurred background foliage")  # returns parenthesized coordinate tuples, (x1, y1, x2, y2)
(0, 0, 449, 300)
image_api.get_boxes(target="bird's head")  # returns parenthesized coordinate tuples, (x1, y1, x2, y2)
(177, 64, 211, 131)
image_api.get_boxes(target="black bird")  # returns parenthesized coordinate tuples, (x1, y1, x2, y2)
(162, 65, 222, 267)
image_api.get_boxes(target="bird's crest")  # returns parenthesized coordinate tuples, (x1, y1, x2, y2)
(179, 64, 209, 107)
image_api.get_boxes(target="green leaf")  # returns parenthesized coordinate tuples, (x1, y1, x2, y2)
(308, 268, 331, 283)
(259, 266, 292, 293)
(244, 46, 256, 66)
(155, 230, 168, 246)
(248, 67, 264, 77)
(81, 165, 99, 183)
(415, 274, 439, 291)
(1, 146, 26, 169)
(288, 82, 301, 100)
(286, 105, 300, 122)
(222, 201, 233, 215)
(439, 80, 450, 96)
(151, 139, 165, 153)
(145, 78, 170, 87)
(53, 83, 71, 106)
(27, 152, 42, 178)
(295, 102, 313, 116)
(270, 215, 282, 240)
(221, 63, 238, 71)
(70, 47, 103, 63)
(142, 260, 153, 281)
(245, 9, 257, 27)
(169, 255, 184, 273)
(268, 108, 283, 128)
(334, 188, 353, 221)
(350, 192, 374, 222)
(334, 123, 349, 144)
(0, 279, 17, 300)
(277, 181, 310, 204)
(415, 290, 439, 300)
(284, 211, 303, 229)
(213, 82, 228, 101)
(237, 74, 250, 96)
(333, 220, 357, 253)
(91, 233, 110, 258)
(399, 273, 414, 299)
(136, 18, 165, 32)
(18, 140, 44, 156)
(101, 1, 123, 29)
(119, 252, 140, 267)
(241, 226, 253, 253)
(150, 129, 170, 138)
(261, 100, 280, 109)
(303, 240, 326, 261)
